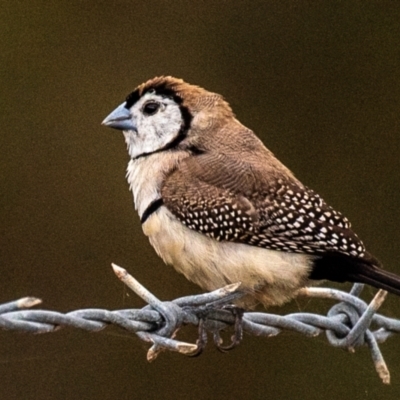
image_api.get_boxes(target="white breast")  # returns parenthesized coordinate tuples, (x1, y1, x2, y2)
(126, 151, 189, 217)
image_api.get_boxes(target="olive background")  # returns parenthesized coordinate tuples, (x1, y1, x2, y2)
(1, 1, 400, 399)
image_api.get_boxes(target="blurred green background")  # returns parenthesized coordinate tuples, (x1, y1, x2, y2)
(1, 1, 400, 399)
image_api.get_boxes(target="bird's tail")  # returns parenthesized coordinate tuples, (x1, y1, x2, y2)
(346, 264, 400, 296)
(310, 252, 400, 296)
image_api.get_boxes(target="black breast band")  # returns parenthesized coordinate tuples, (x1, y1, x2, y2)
(141, 198, 164, 224)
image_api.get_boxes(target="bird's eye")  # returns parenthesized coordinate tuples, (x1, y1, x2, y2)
(143, 101, 160, 116)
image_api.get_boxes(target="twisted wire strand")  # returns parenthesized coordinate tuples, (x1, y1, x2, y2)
(1, 264, 399, 384)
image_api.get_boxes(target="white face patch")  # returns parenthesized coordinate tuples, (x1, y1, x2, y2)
(123, 92, 183, 159)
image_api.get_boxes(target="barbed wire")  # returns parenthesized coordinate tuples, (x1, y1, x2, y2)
(1, 263, 400, 384)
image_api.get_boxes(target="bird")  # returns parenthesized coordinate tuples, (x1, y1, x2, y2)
(102, 76, 400, 309)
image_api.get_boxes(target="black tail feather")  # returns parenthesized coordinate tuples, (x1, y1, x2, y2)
(348, 267, 400, 297)
(310, 252, 400, 296)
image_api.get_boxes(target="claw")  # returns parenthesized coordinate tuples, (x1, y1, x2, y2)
(189, 318, 208, 357)
(214, 307, 244, 352)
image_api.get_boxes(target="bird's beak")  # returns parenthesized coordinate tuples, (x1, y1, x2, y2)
(102, 102, 137, 131)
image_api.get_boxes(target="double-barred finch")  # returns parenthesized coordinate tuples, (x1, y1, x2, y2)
(102, 76, 400, 309)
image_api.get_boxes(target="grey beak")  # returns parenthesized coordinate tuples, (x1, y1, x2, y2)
(102, 102, 137, 131)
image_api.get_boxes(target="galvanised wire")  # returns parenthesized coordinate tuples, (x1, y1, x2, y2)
(1, 264, 398, 384)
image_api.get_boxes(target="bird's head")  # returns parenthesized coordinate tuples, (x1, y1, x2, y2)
(102, 76, 234, 159)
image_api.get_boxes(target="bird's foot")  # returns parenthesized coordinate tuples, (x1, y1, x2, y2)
(213, 306, 244, 352)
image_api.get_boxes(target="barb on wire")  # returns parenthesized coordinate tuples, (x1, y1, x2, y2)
(1, 264, 400, 384)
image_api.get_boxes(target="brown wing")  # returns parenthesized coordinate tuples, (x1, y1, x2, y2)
(161, 151, 367, 259)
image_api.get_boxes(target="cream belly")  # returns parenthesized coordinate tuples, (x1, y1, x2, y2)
(142, 206, 314, 308)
